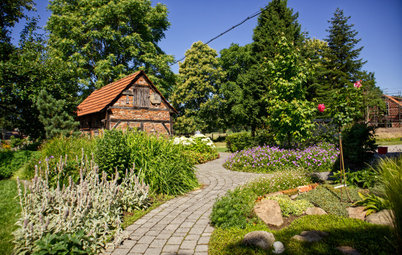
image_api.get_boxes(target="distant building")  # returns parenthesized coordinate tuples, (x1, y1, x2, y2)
(77, 71, 177, 135)
(368, 95, 401, 128)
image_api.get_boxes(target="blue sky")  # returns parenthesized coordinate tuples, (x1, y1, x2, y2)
(12, 0, 402, 95)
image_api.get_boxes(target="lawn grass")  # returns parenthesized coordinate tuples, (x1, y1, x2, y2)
(376, 137, 402, 146)
(215, 142, 228, 153)
(0, 179, 20, 255)
(209, 215, 394, 255)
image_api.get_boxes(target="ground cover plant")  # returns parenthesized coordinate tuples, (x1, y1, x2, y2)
(0, 180, 20, 255)
(224, 142, 338, 173)
(173, 133, 219, 164)
(210, 170, 312, 229)
(14, 156, 150, 254)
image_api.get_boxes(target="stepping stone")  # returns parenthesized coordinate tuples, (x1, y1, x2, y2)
(243, 231, 275, 250)
(272, 241, 285, 254)
(292, 230, 328, 242)
(254, 199, 284, 227)
(306, 207, 327, 215)
(347, 206, 366, 220)
(337, 246, 361, 255)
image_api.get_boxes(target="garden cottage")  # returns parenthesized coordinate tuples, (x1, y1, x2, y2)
(77, 71, 177, 135)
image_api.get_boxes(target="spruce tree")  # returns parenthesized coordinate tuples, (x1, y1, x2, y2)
(319, 8, 365, 101)
(37, 90, 79, 138)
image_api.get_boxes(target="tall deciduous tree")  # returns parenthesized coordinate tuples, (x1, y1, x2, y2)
(240, 0, 304, 135)
(172, 41, 223, 134)
(0, 0, 34, 60)
(218, 43, 252, 131)
(263, 36, 315, 147)
(46, 0, 175, 97)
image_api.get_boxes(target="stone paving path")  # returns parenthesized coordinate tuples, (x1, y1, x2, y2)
(105, 153, 270, 255)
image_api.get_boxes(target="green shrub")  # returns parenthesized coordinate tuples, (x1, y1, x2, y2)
(0, 150, 36, 179)
(33, 231, 92, 255)
(377, 155, 402, 253)
(126, 131, 198, 195)
(14, 156, 150, 254)
(333, 168, 379, 188)
(269, 195, 313, 217)
(210, 170, 312, 229)
(225, 132, 253, 152)
(95, 130, 131, 178)
(341, 122, 377, 169)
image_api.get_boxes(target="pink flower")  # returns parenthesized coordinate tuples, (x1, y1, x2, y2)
(354, 80, 362, 88)
(317, 104, 325, 113)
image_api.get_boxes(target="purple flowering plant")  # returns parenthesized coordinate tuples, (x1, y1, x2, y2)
(224, 142, 338, 173)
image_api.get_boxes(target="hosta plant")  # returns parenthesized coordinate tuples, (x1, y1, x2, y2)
(14, 156, 150, 254)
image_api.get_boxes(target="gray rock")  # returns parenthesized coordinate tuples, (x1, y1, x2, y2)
(254, 200, 284, 227)
(243, 231, 275, 250)
(292, 230, 328, 242)
(365, 209, 394, 226)
(336, 246, 361, 255)
(347, 206, 366, 221)
(305, 207, 327, 215)
(272, 241, 285, 254)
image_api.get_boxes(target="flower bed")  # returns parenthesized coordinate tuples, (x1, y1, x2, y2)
(224, 142, 338, 173)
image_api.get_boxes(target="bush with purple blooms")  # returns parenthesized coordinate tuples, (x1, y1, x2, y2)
(224, 142, 338, 173)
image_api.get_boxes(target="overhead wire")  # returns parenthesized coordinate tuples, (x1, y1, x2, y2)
(169, 9, 263, 66)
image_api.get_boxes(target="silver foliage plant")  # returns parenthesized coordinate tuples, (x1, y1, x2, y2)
(14, 154, 150, 254)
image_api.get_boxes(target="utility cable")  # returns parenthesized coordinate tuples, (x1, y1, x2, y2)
(169, 9, 263, 66)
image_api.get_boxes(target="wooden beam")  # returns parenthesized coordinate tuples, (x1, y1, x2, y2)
(110, 118, 170, 124)
(109, 106, 171, 112)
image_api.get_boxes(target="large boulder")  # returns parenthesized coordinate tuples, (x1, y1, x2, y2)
(347, 206, 366, 221)
(243, 231, 275, 250)
(254, 199, 284, 227)
(365, 209, 394, 226)
(292, 230, 328, 242)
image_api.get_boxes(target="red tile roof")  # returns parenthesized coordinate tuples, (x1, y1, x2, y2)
(77, 71, 176, 116)
(384, 95, 402, 107)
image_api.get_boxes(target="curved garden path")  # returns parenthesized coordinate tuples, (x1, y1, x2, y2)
(104, 153, 271, 255)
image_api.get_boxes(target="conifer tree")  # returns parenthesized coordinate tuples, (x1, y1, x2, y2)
(172, 42, 223, 134)
(318, 8, 365, 102)
(37, 90, 79, 138)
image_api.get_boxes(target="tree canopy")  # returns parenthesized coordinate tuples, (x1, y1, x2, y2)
(46, 0, 175, 97)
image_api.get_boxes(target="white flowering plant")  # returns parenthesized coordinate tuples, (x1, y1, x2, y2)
(173, 134, 218, 164)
